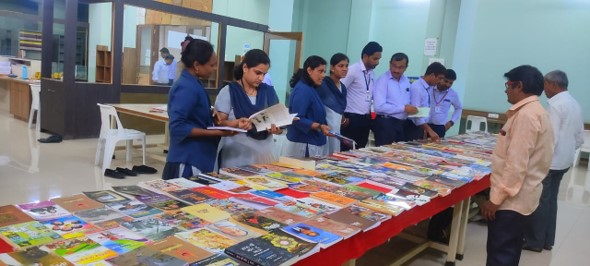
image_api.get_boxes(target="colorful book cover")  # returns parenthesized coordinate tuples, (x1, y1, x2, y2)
(278, 156, 318, 170)
(229, 194, 278, 210)
(111, 186, 159, 197)
(206, 219, 261, 242)
(331, 187, 373, 201)
(294, 198, 341, 214)
(242, 176, 288, 191)
(372, 193, 416, 210)
(175, 228, 237, 253)
(300, 179, 343, 193)
(237, 164, 274, 175)
(136, 194, 190, 211)
(207, 199, 257, 215)
(15, 201, 71, 221)
(44, 236, 117, 265)
(249, 190, 296, 205)
(343, 205, 391, 222)
(198, 172, 238, 181)
(250, 163, 295, 172)
(290, 169, 327, 178)
(181, 203, 231, 223)
(392, 189, 431, 206)
(273, 203, 323, 218)
(190, 253, 244, 266)
(140, 179, 184, 193)
(105, 246, 186, 266)
(83, 190, 129, 205)
(426, 174, 467, 188)
(233, 179, 269, 191)
(314, 172, 365, 185)
(276, 188, 310, 199)
(265, 172, 304, 184)
(0, 221, 62, 248)
(185, 175, 221, 185)
(191, 187, 234, 200)
(51, 195, 105, 213)
(399, 183, 439, 198)
(281, 223, 342, 247)
(107, 200, 163, 219)
(168, 189, 212, 205)
(287, 182, 323, 193)
(0, 237, 14, 253)
(367, 175, 407, 188)
(42, 215, 101, 239)
(219, 167, 260, 179)
(310, 191, 357, 207)
(0, 246, 74, 266)
(303, 216, 360, 239)
(325, 208, 378, 232)
(209, 181, 253, 194)
(413, 179, 453, 196)
(0, 205, 35, 227)
(117, 216, 184, 241)
(355, 199, 405, 216)
(230, 211, 285, 232)
(87, 227, 149, 254)
(147, 236, 212, 263)
(74, 206, 127, 223)
(165, 178, 205, 189)
(155, 211, 210, 230)
(356, 181, 395, 193)
(256, 207, 307, 225)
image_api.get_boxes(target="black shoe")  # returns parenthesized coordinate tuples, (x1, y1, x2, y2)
(544, 245, 553, 250)
(104, 169, 125, 179)
(132, 165, 157, 174)
(116, 167, 138, 176)
(522, 245, 542, 252)
(38, 135, 63, 143)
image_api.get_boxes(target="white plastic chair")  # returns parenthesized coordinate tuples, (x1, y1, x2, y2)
(95, 103, 146, 173)
(465, 115, 488, 133)
(28, 84, 41, 136)
(573, 130, 590, 169)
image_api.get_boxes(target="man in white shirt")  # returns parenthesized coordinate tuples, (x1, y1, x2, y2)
(523, 70, 584, 252)
(152, 47, 171, 85)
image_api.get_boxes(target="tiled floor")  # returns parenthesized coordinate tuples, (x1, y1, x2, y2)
(1, 109, 589, 265)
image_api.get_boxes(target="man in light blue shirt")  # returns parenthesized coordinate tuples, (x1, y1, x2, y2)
(407, 62, 446, 141)
(340, 41, 382, 150)
(373, 53, 418, 145)
(428, 69, 463, 138)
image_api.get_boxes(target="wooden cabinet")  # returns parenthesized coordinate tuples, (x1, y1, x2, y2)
(7, 79, 31, 121)
(96, 48, 112, 83)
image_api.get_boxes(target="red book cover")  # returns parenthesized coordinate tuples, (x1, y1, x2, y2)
(0, 237, 14, 253)
(357, 182, 394, 193)
(276, 188, 309, 199)
(191, 187, 234, 199)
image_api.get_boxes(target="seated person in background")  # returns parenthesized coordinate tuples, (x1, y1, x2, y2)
(428, 69, 462, 138)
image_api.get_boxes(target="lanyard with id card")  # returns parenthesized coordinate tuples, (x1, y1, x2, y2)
(433, 89, 449, 114)
(363, 71, 372, 102)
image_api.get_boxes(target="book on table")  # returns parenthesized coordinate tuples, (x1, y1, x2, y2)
(146, 236, 212, 263)
(86, 227, 149, 254)
(175, 228, 237, 254)
(181, 203, 231, 223)
(0, 205, 35, 227)
(105, 245, 187, 266)
(44, 236, 118, 265)
(0, 246, 74, 266)
(278, 156, 319, 170)
(190, 252, 244, 266)
(107, 199, 163, 219)
(302, 216, 360, 239)
(0, 221, 62, 249)
(51, 194, 105, 213)
(15, 201, 71, 222)
(281, 222, 342, 248)
(82, 190, 130, 205)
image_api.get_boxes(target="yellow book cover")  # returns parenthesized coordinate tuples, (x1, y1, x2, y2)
(181, 203, 230, 223)
(310, 191, 357, 207)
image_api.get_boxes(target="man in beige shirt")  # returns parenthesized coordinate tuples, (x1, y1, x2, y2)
(481, 65, 554, 266)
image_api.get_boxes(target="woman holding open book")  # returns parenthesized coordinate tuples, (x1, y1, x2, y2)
(318, 53, 349, 154)
(283, 55, 334, 158)
(214, 49, 283, 167)
(163, 39, 250, 180)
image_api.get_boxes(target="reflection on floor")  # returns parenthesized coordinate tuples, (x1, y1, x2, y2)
(1, 110, 589, 265)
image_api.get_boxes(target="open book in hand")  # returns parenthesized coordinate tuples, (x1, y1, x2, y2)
(207, 126, 247, 133)
(249, 103, 297, 132)
(329, 131, 357, 149)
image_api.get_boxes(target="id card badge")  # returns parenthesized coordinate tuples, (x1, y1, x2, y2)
(365, 90, 372, 102)
(435, 106, 443, 113)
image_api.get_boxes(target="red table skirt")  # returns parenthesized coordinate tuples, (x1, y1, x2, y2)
(294, 176, 490, 266)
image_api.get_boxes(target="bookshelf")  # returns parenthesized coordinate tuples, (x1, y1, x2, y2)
(96, 46, 112, 83)
(19, 31, 42, 60)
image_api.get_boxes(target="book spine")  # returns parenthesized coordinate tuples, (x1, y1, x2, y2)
(224, 249, 261, 266)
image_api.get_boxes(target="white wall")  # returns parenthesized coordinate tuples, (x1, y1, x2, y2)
(88, 3, 112, 83)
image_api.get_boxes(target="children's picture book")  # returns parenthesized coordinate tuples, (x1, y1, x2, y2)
(117, 216, 184, 241)
(107, 200, 163, 219)
(190, 253, 244, 266)
(175, 228, 237, 253)
(15, 201, 71, 221)
(147, 236, 212, 263)
(154, 211, 210, 231)
(86, 227, 149, 254)
(281, 222, 342, 248)
(205, 219, 261, 242)
(0, 221, 62, 248)
(0, 205, 35, 227)
(83, 190, 129, 205)
(44, 236, 118, 265)
(105, 245, 186, 266)
(74, 206, 127, 223)
(181, 203, 231, 223)
(231, 211, 285, 232)
(52, 194, 105, 213)
(0, 246, 74, 266)
(303, 216, 360, 239)
(42, 215, 101, 239)
(168, 189, 212, 205)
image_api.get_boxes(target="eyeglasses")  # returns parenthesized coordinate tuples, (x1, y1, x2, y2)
(505, 80, 515, 89)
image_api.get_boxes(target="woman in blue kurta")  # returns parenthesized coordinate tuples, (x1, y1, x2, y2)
(318, 53, 349, 154)
(163, 39, 250, 179)
(214, 49, 283, 167)
(282, 55, 333, 158)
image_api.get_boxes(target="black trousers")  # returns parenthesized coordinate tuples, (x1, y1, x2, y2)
(427, 207, 453, 242)
(404, 120, 424, 141)
(487, 210, 526, 266)
(373, 116, 405, 146)
(341, 112, 372, 151)
(428, 123, 446, 138)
